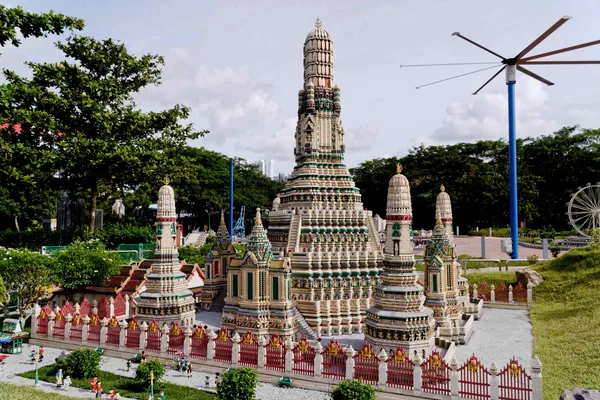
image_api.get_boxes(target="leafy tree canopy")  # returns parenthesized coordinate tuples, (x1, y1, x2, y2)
(217, 367, 258, 400)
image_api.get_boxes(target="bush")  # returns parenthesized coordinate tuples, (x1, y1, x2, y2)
(178, 243, 213, 265)
(331, 379, 376, 400)
(205, 235, 216, 244)
(527, 254, 539, 265)
(135, 359, 166, 388)
(60, 349, 101, 379)
(550, 246, 562, 258)
(217, 367, 258, 400)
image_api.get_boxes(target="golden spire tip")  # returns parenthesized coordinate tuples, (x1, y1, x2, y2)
(315, 18, 322, 28)
(440, 184, 445, 192)
(396, 163, 402, 174)
(164, 176, 170, 185)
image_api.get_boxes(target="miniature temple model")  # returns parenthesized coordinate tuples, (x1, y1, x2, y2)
(436, 185, 454, 245)
(223, 208, 297, 338)
(201, 210, 237, 311)
(136, 179, 196, 326)
(365, 165, 435, 356)
(267, 18, 383, 336)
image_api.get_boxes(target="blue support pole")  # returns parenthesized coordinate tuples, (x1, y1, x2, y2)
(229, 159, 234, 241)
(507, 79, 519, 259)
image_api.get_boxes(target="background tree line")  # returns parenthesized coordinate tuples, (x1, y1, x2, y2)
(351, 126, 600, 232)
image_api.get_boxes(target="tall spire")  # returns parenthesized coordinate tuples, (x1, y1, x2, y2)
(246, 208, 271, 261)
(304, 18, 333, 87)
(435, 185, 454, 245)
(216, 208, 231, 248)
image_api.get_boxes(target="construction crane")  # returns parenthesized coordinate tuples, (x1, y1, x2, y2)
(233, 206, 246, 240)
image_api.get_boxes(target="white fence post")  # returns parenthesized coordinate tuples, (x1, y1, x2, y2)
(527, 282, 533, 305)
(207, 330, 216, 360)
(531, 355, 543, 400)
(258, 336, 267, 370)
(489, 361, 499, 400)
(285, 339, 294, 373)
(119, 320, 127, 349)
(109, 297, 115, 318)
(183, 327, 193, 357)
(139, 322, 148, 352)
(378, 349, 388, 387)
(314, 341, 323, 377)
(345, 345, 355, 380)
(413, 353, 423, 393)
(64, 314, 73, 340)
(31, 303, 41, 335)
(82, 315, 90, 343)
(100, 317, 108, 345)
(160, 324, 169, 355)
(48, 311, 56, 337)
(450, 358, 459, 400)
(231, 333, 241, 365)
(473, 284, 478, 300)
(490, 284, 496, 302)
(509, 285, 514, 303)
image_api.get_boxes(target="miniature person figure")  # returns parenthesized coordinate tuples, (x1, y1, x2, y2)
(186, 361, 192, 378)
(39, 346, 45, 361)
(173, 354, 179, 370)
(90, 376, 98, 393)
(179, 359, 185, 373)
(108, 389, 115, 400)
(126, 359, 131, 371)
(63, 375, 72, 391)
(159, 391, 166, 400)
(55, 368, 63, 388)
(96, 382, 103, 399)
(205, 375, 210, 387)
(114, 392, 121, 400)
(30, 350, 36, 363)
(141, 351, 147, 363)
(215, 372, 220, 386)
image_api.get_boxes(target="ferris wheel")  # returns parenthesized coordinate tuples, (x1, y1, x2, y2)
(567, 183, 600, 236)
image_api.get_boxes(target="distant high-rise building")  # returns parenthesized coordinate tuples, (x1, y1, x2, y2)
(258, 160, 267, 176)
(266, 159, 275, 178)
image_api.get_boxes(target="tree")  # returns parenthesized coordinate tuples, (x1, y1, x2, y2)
(217, 367, 258, 400)
(135, 359, 166, 387)
(59, 349, 101, 379)
(0, 5, 84, 50)
(3, 35, 207, 231)
(0, 275, 8, 308)
(0, 248, 52, 323)
(331, 379, 376, 400)
(50, 241, 122, 300)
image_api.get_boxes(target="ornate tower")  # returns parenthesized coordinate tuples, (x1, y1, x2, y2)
(267, 19, 383, 336)
(224, 209, 297, 339)
(436, 185, 454, 245)
(365, 165, 435, 356)
(137, 179, 195, 326)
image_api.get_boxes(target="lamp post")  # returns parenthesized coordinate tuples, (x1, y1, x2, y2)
(34, 353, 39, 386)
(150, 370, 154, 400)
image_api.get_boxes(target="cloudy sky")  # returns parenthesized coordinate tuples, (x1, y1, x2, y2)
(3, 0, 600, 174)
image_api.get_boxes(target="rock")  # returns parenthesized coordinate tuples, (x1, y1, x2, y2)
(515, 268, 543, 287)
(560, 389, 600, 400)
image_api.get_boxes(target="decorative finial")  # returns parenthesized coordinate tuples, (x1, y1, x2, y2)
(440, 184, 445, 192)
(396, 163, 402, 174)
(435, 218, 443, 226)
(164, 176, 170, 185)
(220, 209, 225, 223)
(315, 18, 322, 28)
(255, 208, 262, 227)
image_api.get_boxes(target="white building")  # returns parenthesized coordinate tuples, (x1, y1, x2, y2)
(257, 159, 275, 179)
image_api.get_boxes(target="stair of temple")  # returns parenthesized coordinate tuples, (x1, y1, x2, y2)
(366, 216, 381, 250)
(287, 215, 301, 252)
(185, 232, 209, 248)
(208, 287, 227, 312)
(293, 307, 319, 340)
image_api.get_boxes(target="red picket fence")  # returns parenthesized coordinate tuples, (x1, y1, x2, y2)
(513, 283, 527, 302)
(495, 283, 509, 302)
(146, 320, 161, 352)
(387, 348, 414, 390)
(168, 323, 185, 355)
(106, 317, 120, 345)
(70, 314, 83, 340)
(36, 305, 52, 336)
(97, 296, 110, 320)
(87, 315, 101, 343)
(79, 297, 91, 316)
(498, 359, 532, 400)
(62, 301, 75, 316)
(477, 283, 491, 301)
(239, 331, 258, 367)
(126, 318, 141, 349)
(322, 340, 346, 380)
(190, 326, 209, 359)
(459, 355, 490, 400)
(214, 329, 232, 364)
(421, 351, 451, 396)
(353, 343, 378, 384)
(292, 338, 315, 376)
(114, 293, 126, 317)
(53, 311, 66, 338)
(265, 334, 285, 372)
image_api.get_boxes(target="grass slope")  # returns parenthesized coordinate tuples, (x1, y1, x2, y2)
(0, 381, 79, 400)
(19, 365, 215, 400)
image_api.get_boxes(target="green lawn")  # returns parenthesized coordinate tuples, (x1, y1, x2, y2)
(19, 365, 215, 400)
(463, 271, 518, 287)
(0, 382, 78, 400)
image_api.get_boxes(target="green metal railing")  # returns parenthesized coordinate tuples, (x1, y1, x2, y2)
(40, 243, 155, 262)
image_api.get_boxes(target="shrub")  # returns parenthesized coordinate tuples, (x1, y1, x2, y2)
(135, 359, 166, 388)
(550, 246, 561, 258)
(205, 235, 216, 244)
(60, 349, 101, 379)
(527, 254, 539, 265)
(331, 379, 376, 400)
(178, 243, 213, 265)
(217, 367, 258, 400)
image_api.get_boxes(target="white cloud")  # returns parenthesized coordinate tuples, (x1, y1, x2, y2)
(237, 117, 296, 161)
(345, 124, 379, 151)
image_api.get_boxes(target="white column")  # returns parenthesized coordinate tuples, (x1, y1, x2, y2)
(100, 317, 109, 345)
(160, 324, 169, 355)
(119, 320, 128, 349)
(314, 341, 323, 377)
(413, 353, 423, 393)
(284, 339, 294, 373)
(345, 345, 355, 380)
(109, 297, 115, 318)
(527, 282, 533, 305)
(473, 284, 478, 300)
(258, 336, 267, 370)
(82, 315, 91, 343)
(31, 303, 41, 335)
(531, 356, 543, 400)
(207, 330, 217, 360)
(490, 284, 496, 303)
(377, 349, 388, 387)
(139, 322, 148, 351)
(489, 361, 499, 400)
(450, 358, 459, 400)
(74, 302, 81, 315)
(64, 314, 73, 340)
(231, 333, 241, 366)
(48, 312, 56, 337)
(92, 299, 98, 315)
(183, 327, 193, 357)
(509, 285, 514, 303)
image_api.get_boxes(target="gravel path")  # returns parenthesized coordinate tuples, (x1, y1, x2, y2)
(0, 344, 330, 400)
